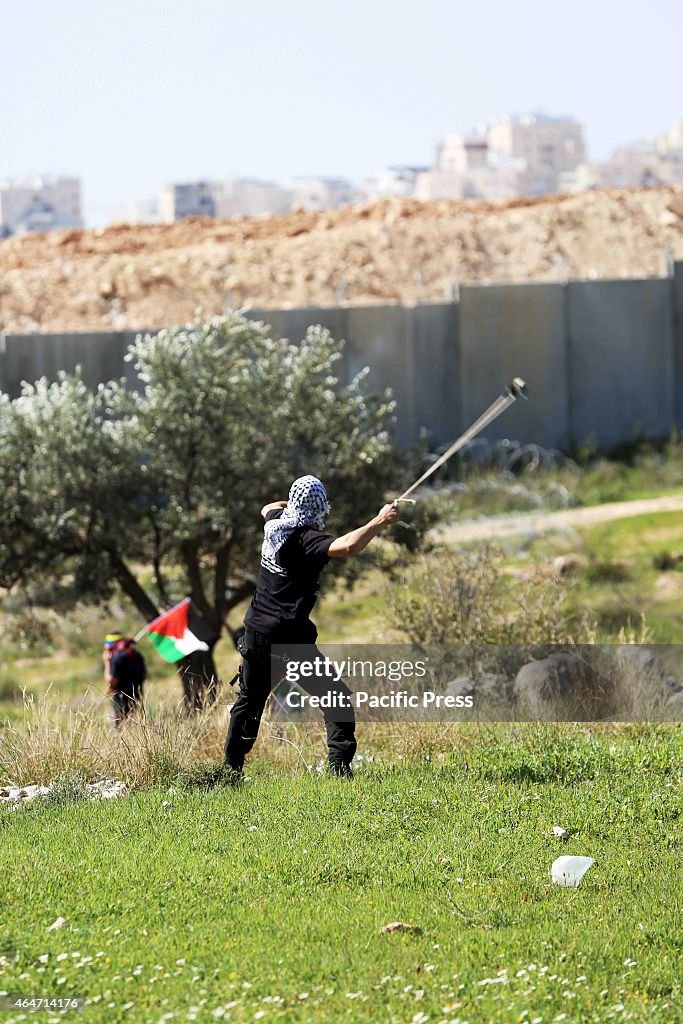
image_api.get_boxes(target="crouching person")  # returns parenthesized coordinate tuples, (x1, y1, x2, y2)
(224, 475, 398, 777)
(103, 634, 147, 728)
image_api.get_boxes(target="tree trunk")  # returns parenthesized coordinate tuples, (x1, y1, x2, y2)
(177, 643, 221, 713)
(108, 552, 160, 622)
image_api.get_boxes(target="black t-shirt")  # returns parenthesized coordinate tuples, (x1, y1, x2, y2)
(245, 510, 334, 635)
(110, 648, 146, 695)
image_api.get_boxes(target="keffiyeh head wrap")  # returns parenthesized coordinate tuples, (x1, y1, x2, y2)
(262, 476, 331, 565)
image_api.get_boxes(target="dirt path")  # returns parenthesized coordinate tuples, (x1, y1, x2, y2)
(438, 493, 683, 544)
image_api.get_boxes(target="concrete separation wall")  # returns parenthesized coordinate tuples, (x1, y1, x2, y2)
(459, 283, 568, 448)
(0, 330, 142, 396)
(248, 302, 460, 445)
(2, 264, 682, 453)
(673, 262, 683, 430)
(567, 279, 675, 450)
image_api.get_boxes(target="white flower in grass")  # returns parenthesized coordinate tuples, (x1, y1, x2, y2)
(38, 954, 49, 964)
(412, 1013, 429, 1024)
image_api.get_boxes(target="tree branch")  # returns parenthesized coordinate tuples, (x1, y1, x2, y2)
(149, 513, 171, 607)
(181, 539, 214, 627)
(213, 540, 231, 623)
(107, 552, 160, 622)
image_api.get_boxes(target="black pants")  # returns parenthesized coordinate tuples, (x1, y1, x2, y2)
(224, 625, 356, 774)
(111, 688, 142, 727)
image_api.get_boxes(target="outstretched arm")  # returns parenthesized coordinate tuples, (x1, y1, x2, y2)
(261, 500, 288, 519)
(328, 504, 399, 558)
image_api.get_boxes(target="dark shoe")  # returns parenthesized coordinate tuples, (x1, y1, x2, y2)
(223, 758, 245, 783)
(328, 761, 354, 779)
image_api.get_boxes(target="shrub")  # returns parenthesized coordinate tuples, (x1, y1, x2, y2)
(389, 545, 571, 647)
(584, 559, 632, 583)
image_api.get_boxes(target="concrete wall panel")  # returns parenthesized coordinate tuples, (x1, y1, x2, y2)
(459, 283, 569, 448)
(345, 304, 413, 443)
(0, 331, 131, 398)
(673, 263, 683, 429)
(567, 279, 675, 450)
(410, 302, 461, 442)
(247, 306, 349, 348)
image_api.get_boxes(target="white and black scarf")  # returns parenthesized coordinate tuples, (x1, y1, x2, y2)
(261, 475, 331, 574)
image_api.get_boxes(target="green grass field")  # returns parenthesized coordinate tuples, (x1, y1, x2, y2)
(524, 509, 683, 642)
(2, 479, 683, 1023)
(1, 728, 681, 1024)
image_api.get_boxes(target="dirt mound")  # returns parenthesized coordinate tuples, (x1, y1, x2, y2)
(1, 187, 682, 334)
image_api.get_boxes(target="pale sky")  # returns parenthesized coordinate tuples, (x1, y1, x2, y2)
(1, 0, 681, 225)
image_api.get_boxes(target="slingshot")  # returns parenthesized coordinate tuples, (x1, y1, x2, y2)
(395, 377, 527, 503)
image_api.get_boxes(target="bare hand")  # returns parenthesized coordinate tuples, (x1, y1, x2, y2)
(374, 503, 400, 527)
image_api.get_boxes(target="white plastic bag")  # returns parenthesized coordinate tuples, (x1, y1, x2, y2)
(551, 855, 594, 888)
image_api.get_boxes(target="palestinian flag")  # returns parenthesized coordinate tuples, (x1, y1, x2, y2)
(143, 599, 211, 663)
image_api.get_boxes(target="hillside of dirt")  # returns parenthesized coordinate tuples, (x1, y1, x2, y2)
(1, 186, 683, 334)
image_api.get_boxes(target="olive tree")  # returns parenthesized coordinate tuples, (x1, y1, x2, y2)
(0, 313, 397, 707)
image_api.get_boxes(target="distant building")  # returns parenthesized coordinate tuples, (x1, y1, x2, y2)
(660, 120, 683, 154)
(436, 132, 489, 174)
(160, 178, 293, 221)
(560, 118, 683, 192)
(0, 176, 82, 236)
(414, 169, 466, 200)
(487, 112, 585, 194)
(415, 163, 523, 202)
(420, 128, 522, 200)
(363, 166, 430, 200)
(159, 181, 217, 221)
(428, 113, 586, 201)
(214, 179, 293, 218)
(285, 176, 358, 210)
